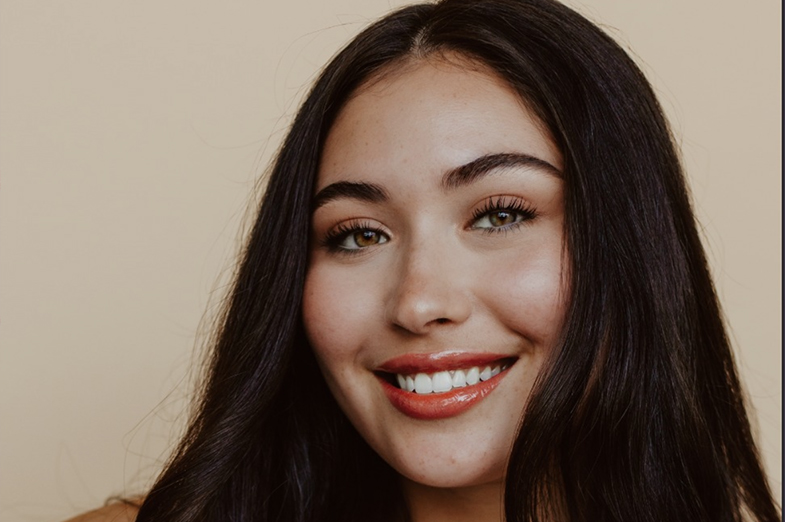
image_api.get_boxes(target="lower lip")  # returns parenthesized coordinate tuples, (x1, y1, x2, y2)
(378, 370, 508, 420)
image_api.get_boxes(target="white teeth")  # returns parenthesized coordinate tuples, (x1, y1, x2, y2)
(466, 367, 480, 385)
(414, 373, 433, 394)
(432, 371, 452, 393)
(451, 369, 467, 388)
(394, 363, 512, 394)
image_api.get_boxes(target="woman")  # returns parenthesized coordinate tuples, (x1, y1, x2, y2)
(69, 0, 780, 520)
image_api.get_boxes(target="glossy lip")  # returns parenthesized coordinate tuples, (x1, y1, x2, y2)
(377, 351, 514, 374)
(376, 352, 516, 420)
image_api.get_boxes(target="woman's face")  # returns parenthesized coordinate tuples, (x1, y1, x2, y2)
(303, 57, 567, 489)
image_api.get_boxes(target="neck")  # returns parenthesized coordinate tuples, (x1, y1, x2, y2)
(402, 477, 504, 522)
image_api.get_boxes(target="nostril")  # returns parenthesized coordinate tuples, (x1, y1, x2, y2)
(435, 318, 449, 324)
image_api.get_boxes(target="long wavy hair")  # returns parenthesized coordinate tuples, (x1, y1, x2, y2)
(134, 0, 780, 520)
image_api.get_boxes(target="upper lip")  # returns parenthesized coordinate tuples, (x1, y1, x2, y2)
(377, 351, 516, 375)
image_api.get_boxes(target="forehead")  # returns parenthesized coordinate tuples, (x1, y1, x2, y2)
(318, 56, 562, 191)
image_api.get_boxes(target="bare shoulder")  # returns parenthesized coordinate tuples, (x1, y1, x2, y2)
(63, 498, 142, 522)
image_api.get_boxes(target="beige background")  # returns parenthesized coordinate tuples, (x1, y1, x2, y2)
(0, 1, 780, 520)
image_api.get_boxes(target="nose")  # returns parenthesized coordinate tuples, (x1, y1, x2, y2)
(385, 238, 472, 334)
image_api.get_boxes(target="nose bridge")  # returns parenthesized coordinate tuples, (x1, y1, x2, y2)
(386, 232, 471, 333)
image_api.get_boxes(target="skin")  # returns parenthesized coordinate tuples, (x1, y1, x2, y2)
(303, 55, 568, 522)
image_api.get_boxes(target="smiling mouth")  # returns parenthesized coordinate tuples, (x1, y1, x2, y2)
(378, 361, 513, 394)
(375, 354, 517, 419)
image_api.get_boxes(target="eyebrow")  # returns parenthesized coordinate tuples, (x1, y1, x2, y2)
(311, 152, 561, 211)
(441, 152, 562, 190)
(311, 180, 389, 211)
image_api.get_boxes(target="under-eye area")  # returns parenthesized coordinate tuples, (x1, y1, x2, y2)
(375, 357, 517, 395)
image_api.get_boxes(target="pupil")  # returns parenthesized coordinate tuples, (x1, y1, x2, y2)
(356, 230, 377, 246)
(491, 211, 512, 226)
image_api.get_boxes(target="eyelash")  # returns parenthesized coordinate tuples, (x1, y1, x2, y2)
(469, 195, 537, 234)
(322, 220, 388, 254)
(321, 196, 537, 254)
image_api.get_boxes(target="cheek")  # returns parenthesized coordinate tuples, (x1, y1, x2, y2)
(302, 262, 377, 369)
(302, 262, 388, 432)
(480, 246, 568, 347)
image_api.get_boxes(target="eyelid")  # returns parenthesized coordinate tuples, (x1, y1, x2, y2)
(320, 218, 391, 254)
(468, 195, 537, 230)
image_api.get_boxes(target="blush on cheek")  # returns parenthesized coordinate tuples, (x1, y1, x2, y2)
(302, 267, 376, 362)
(483, 262, 567, 345)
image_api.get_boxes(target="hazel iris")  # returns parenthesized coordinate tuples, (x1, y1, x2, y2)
(354, 230, 382, 247)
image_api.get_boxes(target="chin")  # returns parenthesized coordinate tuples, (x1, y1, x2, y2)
(372, 424, 513, 489)
(401, 466, 505, 489)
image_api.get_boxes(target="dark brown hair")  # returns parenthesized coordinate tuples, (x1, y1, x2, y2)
(135, 1, 780, 520)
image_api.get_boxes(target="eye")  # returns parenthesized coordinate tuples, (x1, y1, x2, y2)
(472, 209, 523, 228)
(342, 229, 389, 250)
(470, 196, 536, 232)
(323, 221, 390, 252)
